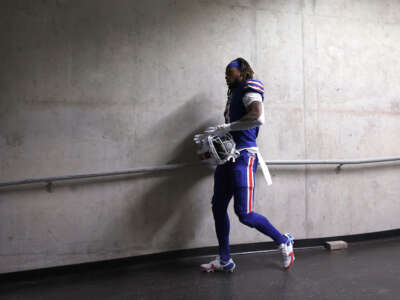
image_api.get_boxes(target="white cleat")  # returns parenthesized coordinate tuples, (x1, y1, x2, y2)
(279, 233, 295, 270)
(200, 255, 236, 273)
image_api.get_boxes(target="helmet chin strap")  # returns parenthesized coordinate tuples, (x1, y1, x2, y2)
(226, 148, 240, 163)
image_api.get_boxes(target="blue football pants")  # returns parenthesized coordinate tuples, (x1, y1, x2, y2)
(211, 150, 287, 262)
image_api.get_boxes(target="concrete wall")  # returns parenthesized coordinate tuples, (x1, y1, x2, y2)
(1, 0, 400, 273)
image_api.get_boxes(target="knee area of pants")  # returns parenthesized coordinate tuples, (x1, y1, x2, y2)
(237, 212, 255, 227)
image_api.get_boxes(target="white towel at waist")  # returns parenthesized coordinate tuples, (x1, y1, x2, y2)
(237, 147, 272, 186)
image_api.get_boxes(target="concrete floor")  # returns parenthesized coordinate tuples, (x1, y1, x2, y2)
(1, 237, 399, 300)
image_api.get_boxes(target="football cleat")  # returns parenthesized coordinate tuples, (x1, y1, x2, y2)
(279, 233, 295, 270)
(200, 255, 236, 273)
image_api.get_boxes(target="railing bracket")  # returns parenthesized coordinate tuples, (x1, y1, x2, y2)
(46, 181, 53, 193)
(335, 164, 343, 174)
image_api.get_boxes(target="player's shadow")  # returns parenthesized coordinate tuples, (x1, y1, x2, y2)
(120, 94, 221, 253)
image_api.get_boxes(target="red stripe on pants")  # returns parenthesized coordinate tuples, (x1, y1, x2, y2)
(248, 155, 254, 212)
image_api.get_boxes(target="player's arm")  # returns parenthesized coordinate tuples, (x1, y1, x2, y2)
(230, 98, 264, 129)
(224, 92, 265, 131)
(204, 88, 265, 135)
(239, 101, 263, 121)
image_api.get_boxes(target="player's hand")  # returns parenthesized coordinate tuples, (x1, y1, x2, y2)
(193, 133, 207, 144)
(204, 123, 231, 136)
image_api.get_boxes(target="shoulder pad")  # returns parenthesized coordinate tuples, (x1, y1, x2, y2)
(244, 79, 264, 94)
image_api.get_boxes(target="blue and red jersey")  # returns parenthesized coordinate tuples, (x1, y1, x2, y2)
(224, 79, 264, 149)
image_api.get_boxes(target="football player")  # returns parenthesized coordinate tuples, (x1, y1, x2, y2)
(200, 58, 295, 273)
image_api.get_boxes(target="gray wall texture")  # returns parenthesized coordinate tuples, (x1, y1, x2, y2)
(1, 0, 400, 273)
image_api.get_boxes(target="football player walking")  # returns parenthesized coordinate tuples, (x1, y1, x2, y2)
(200, 58, 295, 273)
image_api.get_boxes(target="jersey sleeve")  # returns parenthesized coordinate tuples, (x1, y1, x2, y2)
(244, 79, 264, 96)
(242, 92, 262, 108)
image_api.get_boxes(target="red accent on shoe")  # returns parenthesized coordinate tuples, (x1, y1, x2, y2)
(284, 252, 294, 270)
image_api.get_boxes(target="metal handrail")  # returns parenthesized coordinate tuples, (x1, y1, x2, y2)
(1, 156, 400, 190)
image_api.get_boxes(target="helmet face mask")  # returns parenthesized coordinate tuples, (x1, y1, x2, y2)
(195, 133, 240, 165)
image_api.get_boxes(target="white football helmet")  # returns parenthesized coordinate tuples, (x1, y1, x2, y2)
(194, 132, 240, 165)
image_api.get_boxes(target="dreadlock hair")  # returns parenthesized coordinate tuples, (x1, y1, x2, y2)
(226, 57, 255, 98)
(235, 57, 254, 81)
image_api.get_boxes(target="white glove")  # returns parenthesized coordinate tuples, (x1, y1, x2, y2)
(193, 133, 207, 144)
(204, 123, 231, 136)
